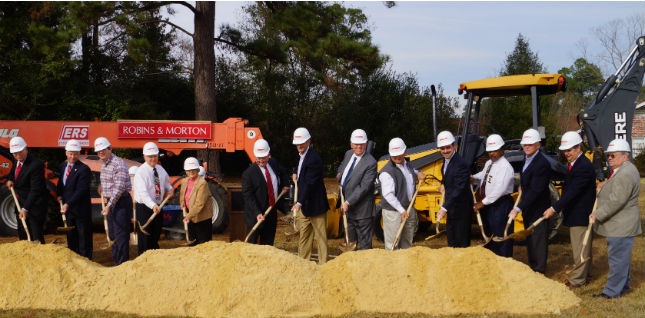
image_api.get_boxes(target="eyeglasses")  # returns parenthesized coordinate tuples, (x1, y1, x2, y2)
(608, 154, 619, 159)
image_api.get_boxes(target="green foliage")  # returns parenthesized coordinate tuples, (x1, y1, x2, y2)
(558, 58, 603, 98)
(500, 33, 545, 76)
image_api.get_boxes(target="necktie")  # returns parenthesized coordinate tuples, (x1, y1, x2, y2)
(481, 163, 493, 200)
(608, 170, 614, 179)
(15, 162, 22, 179)
(568, 163, 572, 172)
(64, 164, 72, 185)
(342, 157, 357, 194)
(265, 167, 275, 207)
(153, 167, 161, 202)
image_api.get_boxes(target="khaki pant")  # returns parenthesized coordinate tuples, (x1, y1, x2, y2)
(383, 208, 418, 250)
(569, 225, 593, 285)
(296, 210, 328, 264)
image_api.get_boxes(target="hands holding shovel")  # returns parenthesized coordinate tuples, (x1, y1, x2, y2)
(138, 191, 173, 236)
(100, 191, 114, 247)
(490, 189, 522, 242)
(56, 198, 75, 232)
(244, 189, 288, 243)
(470, 183, 492, 246)
(391, 173, 426, 250)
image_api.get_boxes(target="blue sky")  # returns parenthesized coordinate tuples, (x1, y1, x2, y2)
(167, 1, 643, 103)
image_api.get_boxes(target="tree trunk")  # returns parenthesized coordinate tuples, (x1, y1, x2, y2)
(193, 2, 220, 175)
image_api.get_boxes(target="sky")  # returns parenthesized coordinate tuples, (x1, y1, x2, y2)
(165, 1, 643, 103)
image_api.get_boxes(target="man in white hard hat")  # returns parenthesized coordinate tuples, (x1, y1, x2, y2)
(5, 136, 47, 243)
(378, 137, 425, 250)
(242, 139, 290, 245)
(472, 134, 514, 257)
(509, 128, 551, 273)
(95, 136, 132, 265)
(542, 131, 596, 288)
(133, 142, 173, 254)
(56, 139, 93, 259)
(589, 139, 641, 298)
(336, 129, 377, 250)
(291, 127, 329, 264)
(436, 131, 473, 248)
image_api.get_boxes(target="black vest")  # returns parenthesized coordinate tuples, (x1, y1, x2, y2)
(379, 160, 415, 211)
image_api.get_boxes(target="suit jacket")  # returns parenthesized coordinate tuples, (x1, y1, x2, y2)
(552, 155, 595, 227)
(56, 160, 92, 219)
(336, 149, 377, 220)
(8, 152, 47, 219)
(441, 152, 473, 219)
(180, 177, 213, 223)
(295, 148, 329, 217)
(593, 161, 642, 237)
(242, 158, 289, 226)
(517, 151, 552, 223)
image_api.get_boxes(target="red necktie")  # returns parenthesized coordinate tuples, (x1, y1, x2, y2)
(265, 167, 275, 207)
(608, 170, 614, 179)
(568, 163, 572, 172)
(15, 162, 22, 179)
(64, 164, 72, 184)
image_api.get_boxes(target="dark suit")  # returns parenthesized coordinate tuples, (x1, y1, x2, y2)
(441, 152, 473, 247)
(8, 152, 48, 243)
(57, 160, 93, 259)
(518, 151, 552, 273)
(242, 158, 289, 245)
(336, 150, 377, 249)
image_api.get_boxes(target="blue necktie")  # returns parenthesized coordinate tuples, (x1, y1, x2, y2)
(342, 157, 357, 194)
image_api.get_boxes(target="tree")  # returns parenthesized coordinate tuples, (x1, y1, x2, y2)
(554, 58, 604, 133)
(592, 14, 644, 74)
(500, 33, 545, 76)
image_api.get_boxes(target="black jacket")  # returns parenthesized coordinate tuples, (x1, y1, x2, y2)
(517, 151, 552, 223)
(8, 153, 48, 219)
(295, 148, 329, 217)
(553, 155, 596, 227)
(441, 152, 473, 219)
(56, 160, 92, 219)
(242, 158, 289, 226)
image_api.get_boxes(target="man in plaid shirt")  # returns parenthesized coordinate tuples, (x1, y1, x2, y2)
(95, 137, 132, 265)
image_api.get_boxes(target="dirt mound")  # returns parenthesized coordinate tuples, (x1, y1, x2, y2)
(0, 241, 579, 317)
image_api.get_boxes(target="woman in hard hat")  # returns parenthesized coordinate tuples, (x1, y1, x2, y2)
(180, 157, 214, 245)
(590, 139, 642, 298)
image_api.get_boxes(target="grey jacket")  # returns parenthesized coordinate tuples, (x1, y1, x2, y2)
(593, 161, 642, 237)
(337, 149, 377, 220)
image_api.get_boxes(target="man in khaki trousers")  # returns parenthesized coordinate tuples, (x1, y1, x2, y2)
(291, 127, 329, 264)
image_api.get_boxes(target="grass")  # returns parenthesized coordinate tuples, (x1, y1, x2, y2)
(1, 179, 644, 318)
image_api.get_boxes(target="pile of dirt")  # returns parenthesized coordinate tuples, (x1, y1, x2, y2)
(0, 241, 579, 317)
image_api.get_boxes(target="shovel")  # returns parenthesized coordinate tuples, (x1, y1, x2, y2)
(56, 200, 75, 232)
(130, 198, 138, 246)
(565, 198, 598, 275)
(9, 186, 31, 241)
(424, 192, 446, 240)
(138, 194, 172, 235)
(180, 207, 197, 246)
(244, 190, 288, 243)
(284, 179, 299, 236)
(100, 192, 114, 248)
(470, 184, 492, 246)
(338, 187, 357, 252)
(391, 181, 424, 250)
(504, 189, 522, 238)
(493, 216, 546, 242)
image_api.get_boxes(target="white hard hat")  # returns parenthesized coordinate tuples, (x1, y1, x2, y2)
(437, 131, 455, 148)
(142, 142, 159, 156)
(350, 129, 368, 144)
(65, 139, 82, 152)
(184, 157, 200, 171)
(520, 128, 541, 145)
(292, 127, 311, 145)
(485, 134, 505, 152)
(198, 166, 206, 177)
(606, 138, 631, 152)
(253, 139, 271, 157)
(94, 137, 111, 152)
(9, 136, 27, 153)
(558, 131, 583, 150)
(128, 166, 139, 176)
(388, 137, 407, 157)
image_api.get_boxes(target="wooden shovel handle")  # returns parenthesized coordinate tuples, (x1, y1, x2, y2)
(391, 181, 423, 250)
(244, 190, 288, 243)
(9, 186, 31, 241)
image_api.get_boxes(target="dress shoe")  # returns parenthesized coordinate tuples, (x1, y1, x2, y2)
(565, 281, 584, 288)
(592, 293, 617, 299)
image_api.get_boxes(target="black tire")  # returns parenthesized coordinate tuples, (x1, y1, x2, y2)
(207, 181, 229, 234)
(373, 201, 384, 242)
(0, 186, 18, 236)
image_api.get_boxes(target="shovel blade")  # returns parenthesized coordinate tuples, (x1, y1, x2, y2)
(339, 241, 356, 252)
(424, 231, 445, 241)
(565, 257, 591, 275)
(138, 221, 151, 236)
(504, 228, 534, 241)
(57, 226, 75, 232)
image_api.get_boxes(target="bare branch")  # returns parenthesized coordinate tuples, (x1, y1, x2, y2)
(151, 19, 194, 38)
(170, 1, 197, 15)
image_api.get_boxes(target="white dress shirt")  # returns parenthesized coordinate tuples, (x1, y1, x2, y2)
(63, 162, 74, 185)
(472, 156, 514, 205)
(258, 164, 278, 201)
(379, 161, 417, 213)
(341, 153, 364, 185)
(297, 146, 310, 180)
(133, 163, 173, 209)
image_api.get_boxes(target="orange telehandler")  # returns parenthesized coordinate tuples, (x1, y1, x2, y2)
(0, 118, 263, 236)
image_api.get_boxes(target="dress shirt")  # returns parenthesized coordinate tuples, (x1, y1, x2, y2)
(258, 164, 279, 201)
(134, 163, 173, 209)
(522, 150, 539, 172)
(341, 153, 364, 186)
(63, 162, 74, 185)
(443, 151, 455, 174)
(100, 154, 132, 208)
(379, 161, 417, 213)
(296, 146, 310, 179)
(472, 156, 514, 205)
